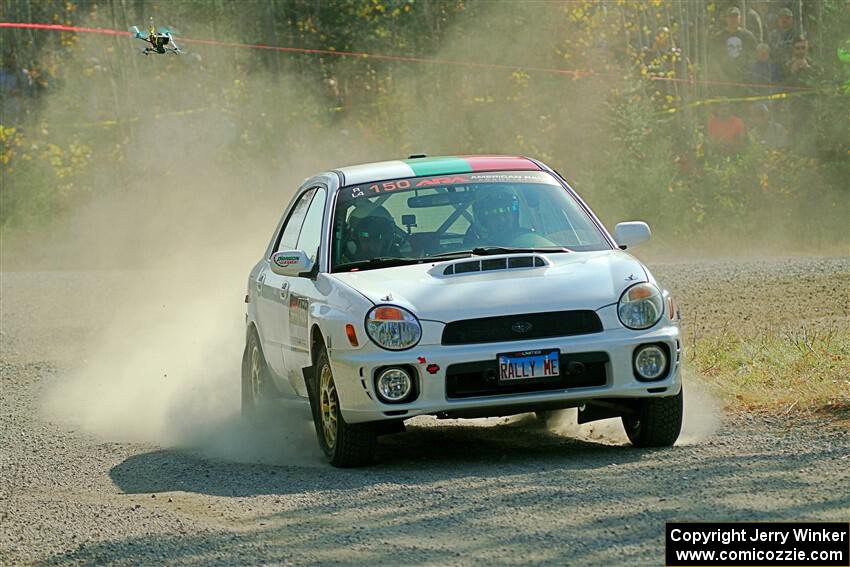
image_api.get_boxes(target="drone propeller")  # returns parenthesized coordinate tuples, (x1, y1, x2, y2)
(157, 26, 180, 36)
(128, 25, 144, 39)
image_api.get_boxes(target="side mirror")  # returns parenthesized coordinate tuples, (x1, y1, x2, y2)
(613, 221, 651, 249)
(270, 250, 314, 276)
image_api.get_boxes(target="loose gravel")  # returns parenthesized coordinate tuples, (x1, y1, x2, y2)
(1, 257, 848, 566)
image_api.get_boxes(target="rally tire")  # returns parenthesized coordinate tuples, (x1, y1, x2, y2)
(241, 328, 269, 416)
(622, 388, 683, 447)
(310, 348, 376, 468)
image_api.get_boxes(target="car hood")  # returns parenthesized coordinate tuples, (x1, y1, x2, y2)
(330, 250, 648, 322)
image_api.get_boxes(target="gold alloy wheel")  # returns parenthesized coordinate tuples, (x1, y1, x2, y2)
(319, 364, 338, 450)
(250, 344, 262, 404)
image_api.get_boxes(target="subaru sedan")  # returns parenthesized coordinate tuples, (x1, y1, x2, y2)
(242, 155, 682, 467)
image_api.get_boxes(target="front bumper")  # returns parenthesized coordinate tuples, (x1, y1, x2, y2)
(330, 324, 682, 424)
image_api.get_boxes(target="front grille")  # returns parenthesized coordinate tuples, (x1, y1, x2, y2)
(446, 352, 608, 399)
(442, 310, 602, 345)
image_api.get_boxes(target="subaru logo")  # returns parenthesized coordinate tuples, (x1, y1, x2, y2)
(511, 321, 533, 334)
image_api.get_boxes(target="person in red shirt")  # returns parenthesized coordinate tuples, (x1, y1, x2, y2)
(706, 102, 747, 154)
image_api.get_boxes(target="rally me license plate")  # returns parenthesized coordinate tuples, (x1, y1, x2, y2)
(497, 349, 560, 383)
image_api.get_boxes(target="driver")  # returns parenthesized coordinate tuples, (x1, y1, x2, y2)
(345, 205, 400, 262)
(467, 189, 555, 247)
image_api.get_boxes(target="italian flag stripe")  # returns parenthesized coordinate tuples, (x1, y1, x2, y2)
(463, 156, 541, 172)
(403, 155, 541, 176)
(404, 156, 474, 176)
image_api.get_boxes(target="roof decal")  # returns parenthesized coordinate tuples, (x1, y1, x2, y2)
(336, 155, 542, 187)
(462, 156, 541, 172)
(339, 160, 415, 186)
(404, 156, 473, 176)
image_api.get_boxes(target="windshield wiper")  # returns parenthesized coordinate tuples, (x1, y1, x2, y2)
(335, 251, 490, 272)
(334, 257, 423, 272)
(471, 246, 571, 255)
(430, 246, 571, 258)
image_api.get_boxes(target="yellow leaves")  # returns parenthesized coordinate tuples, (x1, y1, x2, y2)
(3, 134, 92, 180)
(0, 126, 19, 144)
(0, 125, 24, 167)
(61, 141, 92, 178)
(511, 70, 530, 88)
(759, 173, 770, 192)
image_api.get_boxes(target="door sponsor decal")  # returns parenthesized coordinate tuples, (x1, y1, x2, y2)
(289, 294, 309, 348)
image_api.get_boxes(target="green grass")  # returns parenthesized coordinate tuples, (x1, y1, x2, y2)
(689, 326, 850, 420)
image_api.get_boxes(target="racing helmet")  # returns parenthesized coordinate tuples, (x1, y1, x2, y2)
(472, 189, 521, 235)
(346, 204, 396, 258)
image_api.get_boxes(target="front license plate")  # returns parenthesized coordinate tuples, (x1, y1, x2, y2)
(498, 349, 560, 382)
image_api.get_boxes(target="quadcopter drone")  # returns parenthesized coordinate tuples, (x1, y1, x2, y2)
(130, 18, 181, 55)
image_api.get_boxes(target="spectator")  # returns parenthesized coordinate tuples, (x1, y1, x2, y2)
(706, 102, 747, 155)
(785, 36, 817, 153)
(712, 6, 758, 95)
(750, 103, 789, 149)
(768, 7, 797, 65)
(786, 35, 813, 84)
(751, 43, 783, 94)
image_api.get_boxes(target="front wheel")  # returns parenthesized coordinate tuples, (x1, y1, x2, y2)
(310, 348, 376, 467)
(622, 388, 683, 447)
(241, 329, 269, 415)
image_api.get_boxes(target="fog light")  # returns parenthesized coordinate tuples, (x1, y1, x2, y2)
(634, 344, 668, 381)
(376, 367, 413, 402)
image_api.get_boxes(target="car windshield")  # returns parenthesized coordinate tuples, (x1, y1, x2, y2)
(331, 170, 611, 272)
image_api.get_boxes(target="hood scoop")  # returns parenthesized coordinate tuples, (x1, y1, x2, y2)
(430, 254, 550, 277)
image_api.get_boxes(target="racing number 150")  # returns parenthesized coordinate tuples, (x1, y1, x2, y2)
(370, 179, 411, 193)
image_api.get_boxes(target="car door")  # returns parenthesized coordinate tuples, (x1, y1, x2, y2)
(256, 187, 316, 385)
(281, 186, 327, 396)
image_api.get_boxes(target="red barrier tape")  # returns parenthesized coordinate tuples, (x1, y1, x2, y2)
(0, 21, 815, 92)
(0, 22, 130, 36)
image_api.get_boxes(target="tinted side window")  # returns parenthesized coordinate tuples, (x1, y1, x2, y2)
(296, 187, 327, 264)
(276, 188, 316, 252)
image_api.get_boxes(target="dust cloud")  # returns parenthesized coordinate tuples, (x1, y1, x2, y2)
(6, 3, 733, 463)
(545, 369, 721, 445)
(23, 37, 355, 464)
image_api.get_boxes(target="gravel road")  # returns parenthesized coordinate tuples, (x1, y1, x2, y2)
(1, 256, 848, 566)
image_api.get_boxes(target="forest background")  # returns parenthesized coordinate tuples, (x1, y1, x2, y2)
(1, 0, 848, 266)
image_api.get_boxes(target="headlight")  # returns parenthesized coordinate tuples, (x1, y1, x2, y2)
(365, 305, 422, 350)
(618, 283, 664, 330)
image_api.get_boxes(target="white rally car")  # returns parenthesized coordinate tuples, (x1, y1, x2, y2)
(243, 155, 682, 467)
